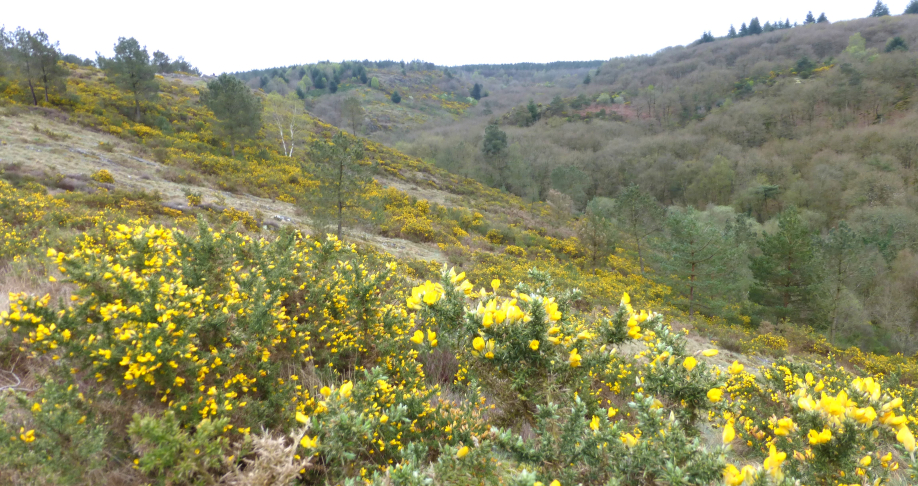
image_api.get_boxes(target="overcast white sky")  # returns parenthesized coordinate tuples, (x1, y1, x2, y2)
(3, 1, 913, 73)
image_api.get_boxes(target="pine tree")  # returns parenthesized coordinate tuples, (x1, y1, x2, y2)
(655, 208, 746, 318)
(739, 22, 749, 37)
(613, 184, 664, 275)
(728, 25, 737, 38)
(820, 222, 866, 344)
(152, 51, 171, 73)
(750, 207, 820, 325)
(907, 0, 918, 14)
(105, 37, 157, 121)
(804, 11, 816, 24)
(526, 100, 540, 125)
(578, 199, 617, 269)
(328, 79, 338, 93)
(202, 74, 262, 157)
(870, 0, 891, 17)
(583, 73, 591, 85)
(816, 13, 828, 23)
(481, 121, 509, 188)
(470, 83, 482, 100)
(390, 90, 401, 103)
(885, 36, 908, 52)
(748, 17, 763, 35)
(13, 29, 67, 105)
(304, 132, 370, 239)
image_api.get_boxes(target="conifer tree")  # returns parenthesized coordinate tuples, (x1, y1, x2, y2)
(578, 198, 617, 269)
(304, 132, 370, 239)
(748, 18, 763, 35)
(613, 184, 664, 275)
(12, 28, 67, 105)
(655, 208, 745, 318)
(804, 11, 816, 24)
(470, 83, 482, 100)
(390, 90, 401, 103)
(728, 25, 737, 38)
(526, 100, 540, 125)
(739, 23, 749, 36)
(202, 74, 261, 157)
(870, 0, 891, 17)
(907, 0, 918, 14)
(583, 73, 591, 85)
(817, 12, 829, 23)
(481, 121, 509, 187)
(104, 37, 157, 121)
(750, 207, 820, 325)
(820, 222, 866, 344)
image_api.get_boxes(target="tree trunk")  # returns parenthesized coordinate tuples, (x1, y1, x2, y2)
(688, 260, 696, 318)
(637, 238, 644, 275)
(27, 79, 38, 105)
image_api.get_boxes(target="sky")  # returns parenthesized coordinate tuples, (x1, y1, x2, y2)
(3, 0, 914, 74)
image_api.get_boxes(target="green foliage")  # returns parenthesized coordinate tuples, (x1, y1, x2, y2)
(804, 11, 816, 24)
(750, 207, 821, 325)
(871, 1, 891, 17)
(104, 37, 157, 121)
(202, 73, 262, 156)
(654, 207, 746, 318)
(304, 132, 370, 238)
(816, 12, 829, 23)
(369, 77, 379, 89)
(341, 96, 364, 135)
(129, 413, 233, 486)
(613, 184, 664, 274)
(582, 73, 591, 85)
(390, 90, 401, 103)
(885, 36, 908, 52)
(469, 83, 481, 100)
(328, 79, 338, 93)
(578, 198, 617, 268)
(10, 28, 68, 106)
(907, 0, 918, 14)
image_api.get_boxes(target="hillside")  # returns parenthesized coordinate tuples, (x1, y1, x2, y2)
(0, 16, 917, 486)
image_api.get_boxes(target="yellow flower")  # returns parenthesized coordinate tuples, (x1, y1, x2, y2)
(723, 464, 746, 486)
(568, 348, 582, 368)
(683, 356, 697, 371)
(763, 444, 786, 480)
(774, 417, 795, 436)
(339, 381, 353, 398)
(300, 434, 318, 449)
(620, 433, 638, 447)
(621, 292, 630, 305)
(860, 455, 872, 467)
(897, 426, 915, 453)
(427, 329, 437, 347)
(529, 340, 539, 351)
(549, 481, 560, 486)
(296, 412, 309, 424)
(723, 422, 736, 444)
(410, 330, 424, 344)
(491, 279, 500, 291)
(320, 386, 331, 397)
(456, 446, 469, 458)
(472, 336, 485, 352)
(728, 361, 744, 374)
(589, 415, 600, 431)
(379, 414, 388, 424)
(19, 428, 35, 443)
(807, 428, 832, 445)
(707, 388, 723, 402)
(702, 349, 718, 357)
(607, 407, 617, 418)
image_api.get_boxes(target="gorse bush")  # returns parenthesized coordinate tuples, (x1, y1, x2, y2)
(1, 222, 917, 484)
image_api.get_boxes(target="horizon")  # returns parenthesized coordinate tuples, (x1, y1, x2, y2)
(4, 0, 914, 74)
